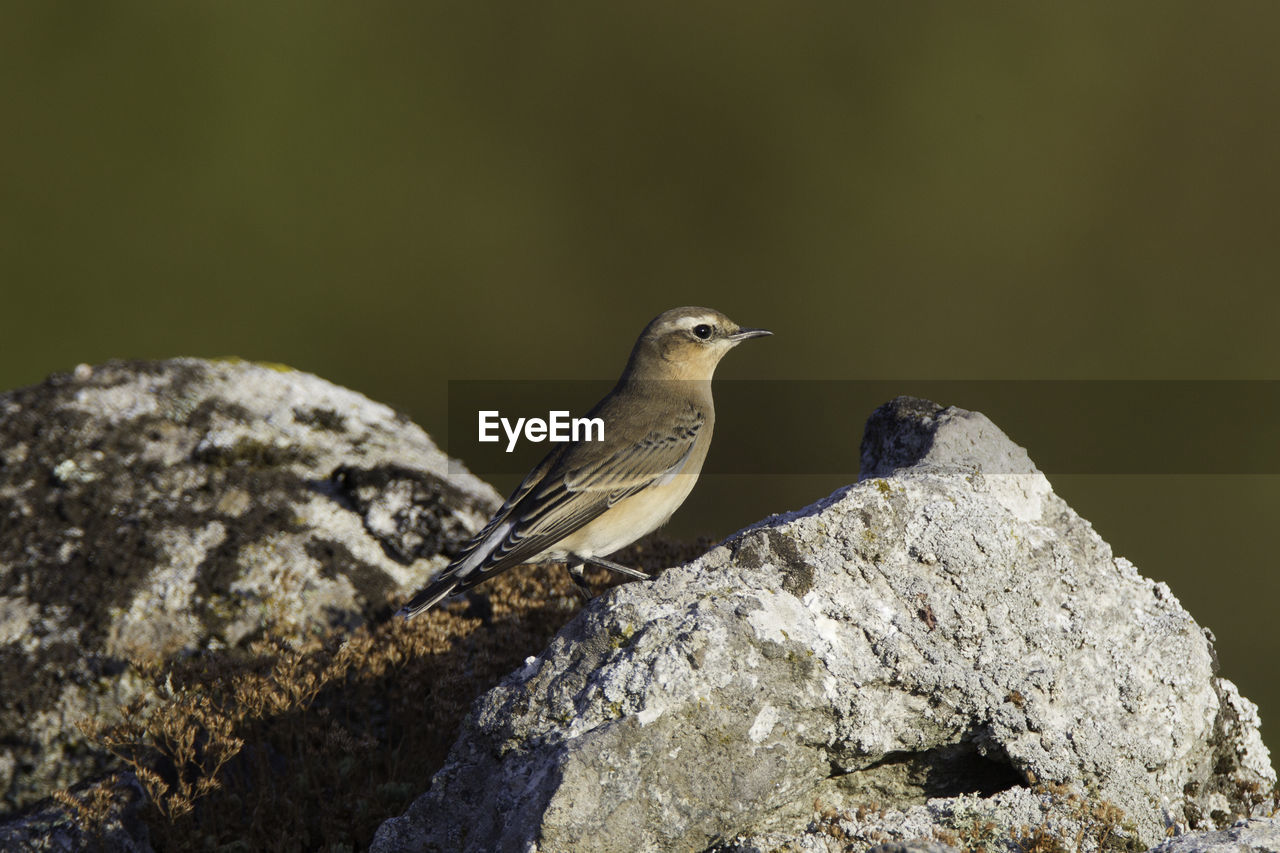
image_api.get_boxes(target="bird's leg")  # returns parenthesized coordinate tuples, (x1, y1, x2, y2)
(575, 554, 650, 580)
(566, 562, 594, 600)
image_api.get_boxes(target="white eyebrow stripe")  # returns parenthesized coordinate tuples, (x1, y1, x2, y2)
(668, 313, 706, 328)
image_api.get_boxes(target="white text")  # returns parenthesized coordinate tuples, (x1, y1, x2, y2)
(478, 410, 605, 452)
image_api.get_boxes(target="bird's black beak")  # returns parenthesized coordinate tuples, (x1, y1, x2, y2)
(728, 327, 772, 342)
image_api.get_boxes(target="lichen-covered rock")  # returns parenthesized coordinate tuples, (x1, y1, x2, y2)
(372, 397, 1274, 853)
(0, 359, 500, 811)
(1147, 818, 1280, 852)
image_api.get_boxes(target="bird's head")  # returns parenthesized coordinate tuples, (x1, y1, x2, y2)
(625, 306, 771, 381)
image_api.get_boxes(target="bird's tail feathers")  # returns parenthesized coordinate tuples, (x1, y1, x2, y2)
(398, 577, 461, 621)
(399, 517, 515, 619)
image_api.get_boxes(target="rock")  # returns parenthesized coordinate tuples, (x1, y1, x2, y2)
(0, 359, 500, 811)
(1148, 818, 1280, 852)
(0, 771, 152, 853)
(372, 397, 1275, 853)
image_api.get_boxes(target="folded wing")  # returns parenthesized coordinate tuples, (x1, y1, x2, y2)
(398, 404, 705, 618)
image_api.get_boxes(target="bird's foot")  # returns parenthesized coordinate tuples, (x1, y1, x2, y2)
(566, 563, 594, 601)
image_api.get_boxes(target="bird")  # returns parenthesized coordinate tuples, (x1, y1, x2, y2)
(398, 306, 771, 619)
(394, 306, 768, 617)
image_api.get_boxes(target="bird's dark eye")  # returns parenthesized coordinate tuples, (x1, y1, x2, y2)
(693, 324, 713, 340)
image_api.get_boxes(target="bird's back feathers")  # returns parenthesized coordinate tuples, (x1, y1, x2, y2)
(397, 387, 708, 619)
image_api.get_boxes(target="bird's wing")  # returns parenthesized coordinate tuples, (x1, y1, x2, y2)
(561, 405, 704, 493)
(476, 404, 705, 571)
(399, 404, 705, 618)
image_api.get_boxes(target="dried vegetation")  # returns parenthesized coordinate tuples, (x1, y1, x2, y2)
(60, 537, 709, 852)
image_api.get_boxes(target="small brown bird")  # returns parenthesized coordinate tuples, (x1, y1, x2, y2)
(399, 306, 771, 618)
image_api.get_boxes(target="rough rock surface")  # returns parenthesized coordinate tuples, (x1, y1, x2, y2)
(0, 359, 500, 811)
(372, 397, 1275, 853)
(0, 772, 152, 853)
(1148, 818, 1280, 852)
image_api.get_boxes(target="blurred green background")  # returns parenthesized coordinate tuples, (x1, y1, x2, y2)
(2, 4, 1277, 755)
